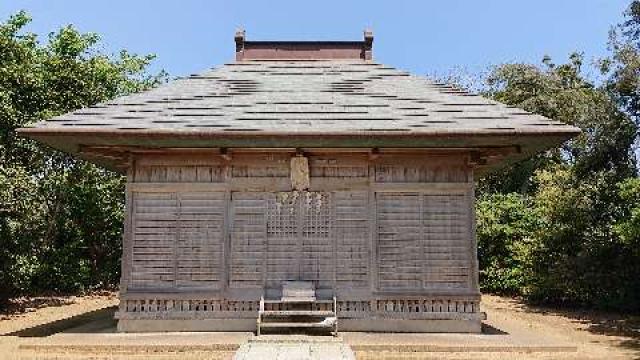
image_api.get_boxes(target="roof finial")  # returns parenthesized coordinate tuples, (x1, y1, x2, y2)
(363, 29, 374, 60)
(235, 28, 245, 60)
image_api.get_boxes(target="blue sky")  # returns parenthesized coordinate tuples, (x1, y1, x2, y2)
(1, 0, 632, 79)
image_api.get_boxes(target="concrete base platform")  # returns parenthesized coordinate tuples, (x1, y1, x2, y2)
(117, 319, 256, 332)
(341, 318, 482, 333)
(15, 334, 576, 360)
(15, 332, 250, 360)
(14, 331, 576, 359)
(8, 308, 578, 359)
(117, 318, 482, 333)
(343, 332, 577, 353)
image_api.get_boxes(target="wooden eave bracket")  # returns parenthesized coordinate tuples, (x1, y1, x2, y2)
(468, 146, 521, 167)
(219, 148, 232, 161)
(368, 148, 381, 160)
(78, 146, 128, 170)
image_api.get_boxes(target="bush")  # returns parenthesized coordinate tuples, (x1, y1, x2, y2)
(477, 168, 640, 312)
(476, 193, 538, 294)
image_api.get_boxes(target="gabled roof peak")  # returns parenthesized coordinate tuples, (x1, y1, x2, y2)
(234, 29, 373, 61)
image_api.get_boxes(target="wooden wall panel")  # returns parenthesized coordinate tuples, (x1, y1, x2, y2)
(334, 191, 370, 289)
(376, 193, 423, 290)
(422, 194, 471, 290)
(376, 192, 472, 292)
(231, 153, 290, 178)
(176, 192, 225, 289)
(375, 165, 467, 183)
(125, 152, 477, 300)
(130, 192, 178, 289)
(309, 156, 369, 178)
(229, 192, 267, 288)
(129, 190, 225, 290)
(135, 165, 225, 183)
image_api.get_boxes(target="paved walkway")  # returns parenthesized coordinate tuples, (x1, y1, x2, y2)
(233, 336, 355, 360)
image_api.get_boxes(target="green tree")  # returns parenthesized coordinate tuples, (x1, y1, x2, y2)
(476, 193, 538, 294)
(475, 2, 640, 311)
(482, 53, 636, 194)
(0, 11, 166, 306)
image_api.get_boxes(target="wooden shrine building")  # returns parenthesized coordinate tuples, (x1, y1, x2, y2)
(18, 30, 580, 333)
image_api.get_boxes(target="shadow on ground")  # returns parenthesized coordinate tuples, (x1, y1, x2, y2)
(503, 297, 640, 352)
(0, 297, 77, 318)
(481, 323, 508, 335)
(3, 306, 117, 337)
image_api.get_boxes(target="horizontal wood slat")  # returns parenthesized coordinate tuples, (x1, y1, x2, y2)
(129, 191, 224, 290)
(376, 192, 472, 292)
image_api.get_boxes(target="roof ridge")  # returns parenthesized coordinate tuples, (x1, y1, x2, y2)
(235, 29, 374, 61)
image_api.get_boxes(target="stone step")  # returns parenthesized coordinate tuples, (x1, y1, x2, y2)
(250, 335, 341, 343)
(262, 310, 334, 317)
(263, 299, 334, 304)
(282, 281, 316, 301)
(259, 321, 335, 329)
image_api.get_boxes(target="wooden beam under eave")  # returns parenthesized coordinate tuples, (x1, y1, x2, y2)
(467, 146, 520, 167)
(79, 145, 519, 154)
(78, 146, 131, 173)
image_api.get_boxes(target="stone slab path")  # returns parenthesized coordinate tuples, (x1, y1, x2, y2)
(233, 336, 355, 360)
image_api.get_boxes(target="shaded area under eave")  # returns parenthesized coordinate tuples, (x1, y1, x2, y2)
(16, 127, 580, 174)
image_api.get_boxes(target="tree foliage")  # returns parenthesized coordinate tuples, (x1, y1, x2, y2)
(476, 2, 640, 311)
(0, 11, 165, 306)
(476, 193, 538, 294)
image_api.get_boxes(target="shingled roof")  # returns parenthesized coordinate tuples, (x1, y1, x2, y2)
(18, 31, 580, 172)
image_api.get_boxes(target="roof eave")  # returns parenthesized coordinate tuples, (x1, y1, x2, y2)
(16, 126, 581, 138)
(18, 126, 580, 153)
(16, 127, 580, 172)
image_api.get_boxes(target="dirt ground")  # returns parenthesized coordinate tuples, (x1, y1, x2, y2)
(481, 294, 640, 359)
(0, 292, 638, 359)
(0, 292, 119, 336)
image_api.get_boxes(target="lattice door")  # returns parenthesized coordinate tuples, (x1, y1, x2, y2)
(266, 191, 333, 290)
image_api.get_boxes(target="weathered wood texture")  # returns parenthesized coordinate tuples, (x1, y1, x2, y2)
(129, 191, 225, 290)
(376, 193, 471, 291)
(119, 151, 480, 324)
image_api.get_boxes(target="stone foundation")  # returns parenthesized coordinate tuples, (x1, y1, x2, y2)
(117, 316, 484, 333)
